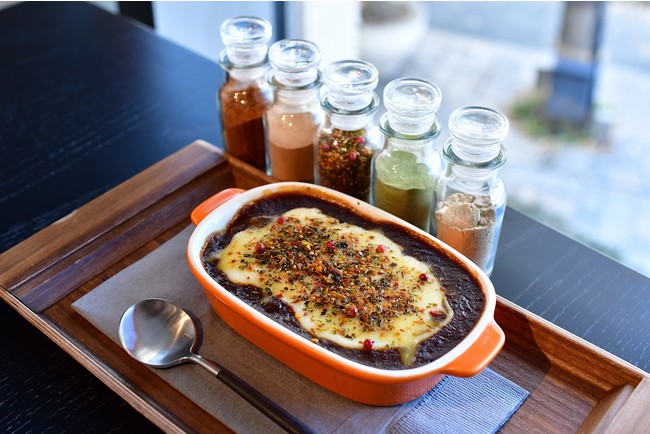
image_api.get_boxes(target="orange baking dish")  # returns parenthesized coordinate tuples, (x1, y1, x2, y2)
(187, 182, 504, 406)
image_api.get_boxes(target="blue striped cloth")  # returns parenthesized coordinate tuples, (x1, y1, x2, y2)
(389, 368, 528, 434)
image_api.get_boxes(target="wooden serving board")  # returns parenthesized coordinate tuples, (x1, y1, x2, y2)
(1, 141, 648, 433)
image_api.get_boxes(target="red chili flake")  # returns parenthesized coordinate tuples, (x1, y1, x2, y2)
(277, 216, 286, 224)
(348, 151, 358, 161)
(363, 338, 374, 350)
(430, 310, 444, 318)
(440, 286, 446, 292)
(255, 242, 266, 252)
(327, 240, 336, 250)
(376, 244, 386, 253)
(275, 293, 283, 299)
(419, 273, 429, 281)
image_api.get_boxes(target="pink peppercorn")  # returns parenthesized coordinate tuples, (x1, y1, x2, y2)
(363, 338, 374, 350)
(345, 306, 359, 317)
(419, 273, 429, 281)
(376, 244, 386, 253)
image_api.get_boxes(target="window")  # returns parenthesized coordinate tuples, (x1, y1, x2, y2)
(152, 1, 650, 277)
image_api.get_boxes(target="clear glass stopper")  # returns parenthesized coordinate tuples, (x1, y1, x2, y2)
(269, 39, 321, 87)
(323, 60, 378, 111)
(384, 78, 442, 135)
(448, 106, 509, 163)
(220, 16, 272, 66)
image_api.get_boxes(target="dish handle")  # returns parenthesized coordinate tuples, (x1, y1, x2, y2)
(191, 188, 245, 226)
(444, 321, 505, 377)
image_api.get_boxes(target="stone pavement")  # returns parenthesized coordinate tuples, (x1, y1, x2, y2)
(387, 2, 650, 278)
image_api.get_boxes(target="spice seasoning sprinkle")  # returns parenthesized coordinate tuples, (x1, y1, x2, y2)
(317, 128, 375, 201)
(216, 207, 453, 365)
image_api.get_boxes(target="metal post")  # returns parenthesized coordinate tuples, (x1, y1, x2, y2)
(543, 1, 605, 128)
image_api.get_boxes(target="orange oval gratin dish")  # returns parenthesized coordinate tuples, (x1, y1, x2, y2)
(187, 182, 504, 406)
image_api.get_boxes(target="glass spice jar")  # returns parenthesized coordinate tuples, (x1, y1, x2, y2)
(434, 106, 509, 276)
(264, 39, 323, 182)
(371, 78, 443, 232)
(218, 16, 273, 171)
(315, 60, 381, 201)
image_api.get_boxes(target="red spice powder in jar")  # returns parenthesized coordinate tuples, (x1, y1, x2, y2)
(218, 16, 273, 171)
(220, 81, 272, 170)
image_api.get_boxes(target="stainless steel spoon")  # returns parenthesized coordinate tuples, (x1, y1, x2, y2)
(118, 298, 313, 434)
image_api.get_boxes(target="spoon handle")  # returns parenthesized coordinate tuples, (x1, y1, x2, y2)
(190, 354, 315, 434)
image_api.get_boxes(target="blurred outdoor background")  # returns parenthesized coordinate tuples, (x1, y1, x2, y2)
(33, 1, 650, 278)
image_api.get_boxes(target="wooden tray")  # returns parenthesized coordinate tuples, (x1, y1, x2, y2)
(1, 141, 648, 433)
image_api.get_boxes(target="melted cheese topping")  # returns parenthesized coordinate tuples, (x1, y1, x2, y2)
(217, 208, 453, 366)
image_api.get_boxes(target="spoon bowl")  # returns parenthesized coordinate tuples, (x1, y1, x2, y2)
(118, 298, 313, 434)
(120, 298, 197, 368)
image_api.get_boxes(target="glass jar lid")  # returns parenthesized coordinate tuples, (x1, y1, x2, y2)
(323, 60, 378, 112)
(220, 16, 272, 67)
(383, 78, 442, 135)
(268, 39, 321, 87)
(448, 106, 509, 162)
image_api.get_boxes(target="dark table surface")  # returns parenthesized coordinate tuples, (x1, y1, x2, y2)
(1, 2, 648, 432)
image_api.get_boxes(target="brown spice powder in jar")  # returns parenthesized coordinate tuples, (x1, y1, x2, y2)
(266, 111, 320, 182)
(220, 82, 271, 170)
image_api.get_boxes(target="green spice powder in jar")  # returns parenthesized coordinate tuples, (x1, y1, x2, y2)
(374, 150, 437, 230)
(315, 60, 381, 201)
(371, 78, 443, 232)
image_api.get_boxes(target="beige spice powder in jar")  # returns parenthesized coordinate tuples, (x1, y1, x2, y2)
(265, 39, 323, 182)
(266, 111, 321, 182)
(435, 193, 498, 271)
(434, 106, 509, 276)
